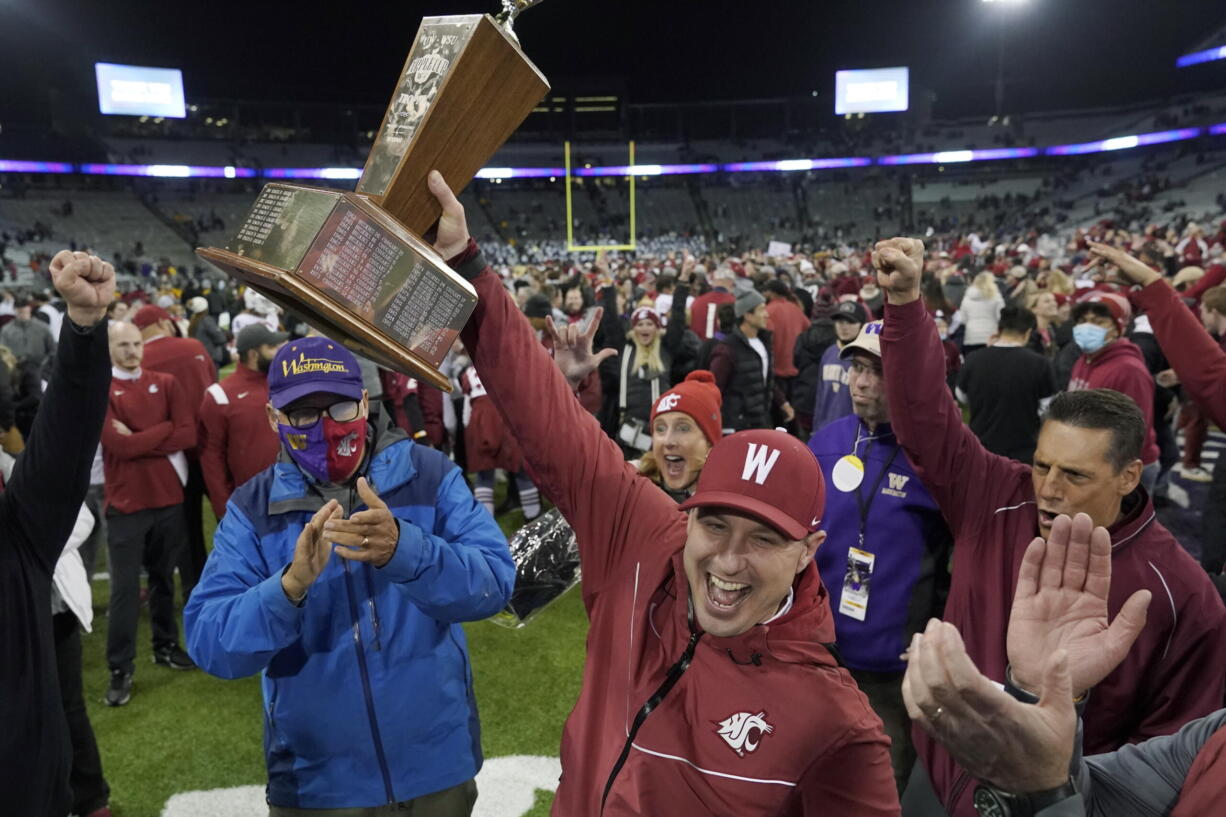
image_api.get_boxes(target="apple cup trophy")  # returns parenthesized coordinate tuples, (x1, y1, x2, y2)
(197, 3, 549, 390)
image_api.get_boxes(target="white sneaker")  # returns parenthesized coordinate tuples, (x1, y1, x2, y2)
(1176, 464, 1213, 483)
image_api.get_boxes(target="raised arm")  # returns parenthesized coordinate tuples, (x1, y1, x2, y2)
(875, 238, 1028, 535)
(1092, 242, 1226, 429)
(429, 172, 685, 598)
(2, 252, 112, 573)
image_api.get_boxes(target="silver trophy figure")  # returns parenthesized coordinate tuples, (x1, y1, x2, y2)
(496, 0, 545, 41)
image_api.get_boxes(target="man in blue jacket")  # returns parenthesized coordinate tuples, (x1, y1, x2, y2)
(807, 320, 951, 795)
(184, 336, 515, 815)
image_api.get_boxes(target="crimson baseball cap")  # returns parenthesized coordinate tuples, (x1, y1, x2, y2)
(132, 305, 172, 329)
(268, 336, 364, 409)
(678, 429, 825, 540)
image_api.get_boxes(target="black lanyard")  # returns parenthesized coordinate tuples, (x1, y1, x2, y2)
(851, 423, 900, 549)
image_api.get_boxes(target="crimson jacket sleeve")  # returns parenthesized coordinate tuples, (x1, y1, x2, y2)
(880, 298, 1028, 536)
(151, 378, 198, 455)
(1179, 263, 1226, 304)
(793, 726, 900, 816)
(198, 391, 233, 517)
(418, 385, 445, 447)
(456, 247, 686, 602)
(2, 319, 110, 573)
(1134, 279, 1226, 429)
(709, 342, 734, 394)
(101, 409, 173, 460)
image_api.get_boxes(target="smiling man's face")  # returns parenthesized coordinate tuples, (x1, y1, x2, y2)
(1031, 420, 1141, 537)
(683, 509, 823, 638)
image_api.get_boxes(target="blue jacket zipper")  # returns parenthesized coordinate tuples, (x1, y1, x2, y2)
(342, 557, 395, 803)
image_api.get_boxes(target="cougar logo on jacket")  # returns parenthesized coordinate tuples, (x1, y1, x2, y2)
(336, 431, 360, 457)
(714, 711, 774, 757)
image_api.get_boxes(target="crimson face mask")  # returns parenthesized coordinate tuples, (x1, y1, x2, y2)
(278, 416, 367, 484)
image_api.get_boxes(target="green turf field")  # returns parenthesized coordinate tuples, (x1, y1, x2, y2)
(83, 492, 587, 816)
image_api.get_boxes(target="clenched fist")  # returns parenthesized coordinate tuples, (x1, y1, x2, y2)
(872, 238, 925, 306)
(49, 250, 115, 326)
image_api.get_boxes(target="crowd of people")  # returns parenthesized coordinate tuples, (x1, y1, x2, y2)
(2, 165, 1226, 817)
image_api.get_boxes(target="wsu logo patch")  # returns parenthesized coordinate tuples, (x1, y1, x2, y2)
(336, 432, 360, 457)
(714, 711, 774, 757)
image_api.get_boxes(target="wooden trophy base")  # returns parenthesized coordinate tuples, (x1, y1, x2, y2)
(197, 183, 477, 392)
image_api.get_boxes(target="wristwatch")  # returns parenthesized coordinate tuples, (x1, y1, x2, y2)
(972, 778, 1078, 817)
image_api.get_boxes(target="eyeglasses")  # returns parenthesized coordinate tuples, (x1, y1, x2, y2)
(849, 360, 883, 378)
(281, 400, 360, 429)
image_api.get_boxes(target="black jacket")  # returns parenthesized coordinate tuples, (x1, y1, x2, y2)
(711, 327, 779, 432)
(0, 318, 110, 817)
(792, 318, 837, 414)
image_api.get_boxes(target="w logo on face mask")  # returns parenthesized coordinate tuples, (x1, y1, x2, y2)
(887, 473, 910, 492)
(714, 711, 774, 757)
(741, 443, 781, 485)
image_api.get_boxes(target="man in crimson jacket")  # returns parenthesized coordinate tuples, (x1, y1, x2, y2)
(101, 321, 198, 707)
(429, 171, 899, 816)
(902, 513, 1224, 817)
(689, 266, 737, 341)
(133, 304, 216, 594)
(872, 237, 1225, 817)
(0, 251, 113, 817)
(198, 324, 286, 518)
(1088, 242, 1226, 600)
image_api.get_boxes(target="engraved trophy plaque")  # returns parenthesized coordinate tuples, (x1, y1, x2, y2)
(197, 5, 549, 390)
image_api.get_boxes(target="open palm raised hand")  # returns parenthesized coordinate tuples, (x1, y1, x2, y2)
(1007, 513, 1151, 694)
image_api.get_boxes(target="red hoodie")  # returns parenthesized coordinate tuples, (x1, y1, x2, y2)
(1068, 338, 1160, 465)
(1133, 278, 1226, 428)
(881, 298, 1226, 817)
(458, 245, 899, 817)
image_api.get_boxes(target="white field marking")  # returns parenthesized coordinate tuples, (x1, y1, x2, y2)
(159, 756, 561, 817)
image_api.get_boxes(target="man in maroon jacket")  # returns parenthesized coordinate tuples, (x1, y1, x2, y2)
(1088, 242, 1226, 601)
(198, 324, 286, 518)
(101, 321, 198, 707)
(689, 266, 737, 341)
(132, 305, 216, 594)
(871, 237, 1225, 817)
(1066, 292, 1161, 489)
(429, 171, 899, 816)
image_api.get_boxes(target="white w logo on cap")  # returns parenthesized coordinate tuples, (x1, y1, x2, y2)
(741, 443, 781, 486)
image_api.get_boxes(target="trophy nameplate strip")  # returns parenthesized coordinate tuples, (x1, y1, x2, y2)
(295, 201, 471, 368)
(357, 15, 481, 198)
(225, 185, 341, 272)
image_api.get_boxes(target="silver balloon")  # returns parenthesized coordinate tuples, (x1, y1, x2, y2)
(491, 506, 581, 628)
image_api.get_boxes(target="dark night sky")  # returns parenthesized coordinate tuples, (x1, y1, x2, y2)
(2, 0, 1226, 124)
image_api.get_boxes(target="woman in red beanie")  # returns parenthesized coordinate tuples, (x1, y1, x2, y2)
(637, 370, 723, 501)
(551, 308, 722, 501)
